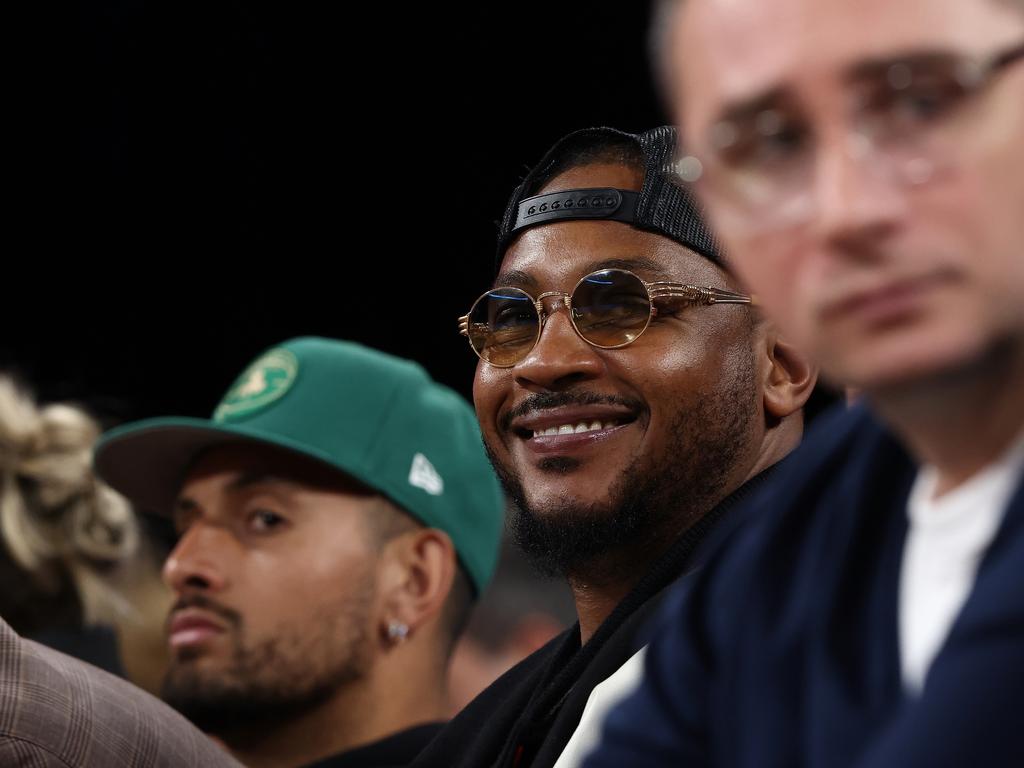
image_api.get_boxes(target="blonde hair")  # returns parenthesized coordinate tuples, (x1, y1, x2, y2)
(0, 376, 139, 624)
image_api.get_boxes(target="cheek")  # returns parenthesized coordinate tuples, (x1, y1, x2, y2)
(635, 324, 749, 410)
(240, 536, 375, 628)
(943, 89, 1024, 304)
(975, 84, 1024, 208)
(963, 160, 1024, 294)
(472, 365, 508, 442)
(903, 149, 1024, 326)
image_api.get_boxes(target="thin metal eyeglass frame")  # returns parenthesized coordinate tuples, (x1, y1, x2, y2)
(457, 268, 754, 368)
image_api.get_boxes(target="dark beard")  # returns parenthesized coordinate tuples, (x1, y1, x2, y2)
(160, 585, 374, 739)
(486, 357, 757, 579)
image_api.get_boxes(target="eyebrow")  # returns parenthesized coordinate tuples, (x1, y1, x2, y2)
(711, 45, 982, 127)
(492, 256, 675, 289)
(173, 472, 292, 513)
(225, 471, 286, 492)
(492, 268, 537, 290)
(845, 48, 968, 83)
(583, 257, 674, 279)
(713, 87, 791, 129)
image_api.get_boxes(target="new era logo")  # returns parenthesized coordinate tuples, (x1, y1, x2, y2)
(408, 453, 444, 496)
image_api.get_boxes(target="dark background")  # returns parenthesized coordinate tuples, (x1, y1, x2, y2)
(4, 3, 666, 425)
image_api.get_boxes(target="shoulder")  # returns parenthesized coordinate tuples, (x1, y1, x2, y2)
(658, 404, 912, 653)
(949, 469, 1024, 631)
(411, 629, 574, 768)
(769, 401, 897, 497)
(463, 626, 571, 715)
(729, 402, 907, 559)
(1, 735, 74, 767)
(0, 621, 240, 767)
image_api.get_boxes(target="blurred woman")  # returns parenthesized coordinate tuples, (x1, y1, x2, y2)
(0, 376, 170, 693)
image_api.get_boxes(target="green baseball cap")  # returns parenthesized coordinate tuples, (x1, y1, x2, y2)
(93, 337, 504, 594)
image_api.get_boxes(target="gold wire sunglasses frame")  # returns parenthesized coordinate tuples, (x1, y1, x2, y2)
(458, 268, 753, 367)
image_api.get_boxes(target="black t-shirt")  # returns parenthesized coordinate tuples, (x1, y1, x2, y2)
(301, 723, 445, 768)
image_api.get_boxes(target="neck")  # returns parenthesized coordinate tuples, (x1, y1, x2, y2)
(220, 650, 449, 768)
(565, 499, 724, 643)
(569, 430, 798, 647)
(566, 468, 763, 644)
(745, 411, 804, 485)
(870, 338, 1024, 497)
(565, 417, 800, 643)
(567, 564, 642, 646)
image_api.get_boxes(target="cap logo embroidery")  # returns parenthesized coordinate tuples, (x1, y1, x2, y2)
(214, 348, 299, 421)
(409, 453, 444, 496)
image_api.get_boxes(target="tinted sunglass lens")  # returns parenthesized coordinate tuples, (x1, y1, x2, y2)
(571, 270, 652, 347)
(467, 287, 540, 366)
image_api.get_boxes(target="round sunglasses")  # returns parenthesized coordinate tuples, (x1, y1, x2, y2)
(458, 268, 753, 367)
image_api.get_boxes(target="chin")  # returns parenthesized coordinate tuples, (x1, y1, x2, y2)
(524, 489, 611, 519)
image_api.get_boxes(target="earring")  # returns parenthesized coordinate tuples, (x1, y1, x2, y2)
(387, 620, 409, 643)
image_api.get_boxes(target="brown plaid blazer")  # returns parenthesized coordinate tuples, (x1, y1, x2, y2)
(0, 616, 242, 767)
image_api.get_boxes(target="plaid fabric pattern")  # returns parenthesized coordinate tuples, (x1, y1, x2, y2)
(0, 617, 241, 767)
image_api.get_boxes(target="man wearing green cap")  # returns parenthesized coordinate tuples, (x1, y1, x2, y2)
(93, 337, 505, 768)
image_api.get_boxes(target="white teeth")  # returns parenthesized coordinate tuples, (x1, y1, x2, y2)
(532, 420, 620, 438)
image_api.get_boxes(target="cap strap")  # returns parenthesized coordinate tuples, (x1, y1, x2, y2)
(510, 188, 639, 236)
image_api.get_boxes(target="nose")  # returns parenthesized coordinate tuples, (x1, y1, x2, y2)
(810, 129, 908, 259)
(162, 520, 232, 594)
(513, 297, 605, 391)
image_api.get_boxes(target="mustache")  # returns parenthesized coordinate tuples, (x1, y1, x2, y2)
(500, 391, 645, 432)
(167, 594, 242, 630)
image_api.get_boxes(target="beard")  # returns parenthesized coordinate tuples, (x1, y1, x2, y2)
(486, 354, 758, 579)
(161, 576, 376, 739)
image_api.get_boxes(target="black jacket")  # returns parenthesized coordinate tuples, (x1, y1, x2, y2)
(302, 724, 444, 768)
(413, 470, 777, 768)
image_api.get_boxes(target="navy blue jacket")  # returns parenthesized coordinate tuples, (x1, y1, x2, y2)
(586, 405, 1024, 767)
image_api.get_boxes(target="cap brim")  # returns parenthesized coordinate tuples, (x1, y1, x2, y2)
(94, 418, 339, 517)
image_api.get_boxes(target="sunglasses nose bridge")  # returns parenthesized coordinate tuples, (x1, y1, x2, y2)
(534, 290, 573, 327)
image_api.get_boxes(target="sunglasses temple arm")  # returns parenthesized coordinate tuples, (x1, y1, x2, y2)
(650, 284, 754, 305)
(708, 290, 755, 305)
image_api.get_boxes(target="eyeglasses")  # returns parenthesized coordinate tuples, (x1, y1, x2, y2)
(677, 41, 1024, 234)
(458, 268, 753, 367)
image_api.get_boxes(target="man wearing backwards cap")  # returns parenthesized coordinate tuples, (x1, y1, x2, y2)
(93, 337, 504, 768)
(412, 126, 816, 768)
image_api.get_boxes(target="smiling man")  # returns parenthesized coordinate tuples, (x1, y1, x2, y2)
(92, 337, 504, 768)
(584, 0, 1024, 765)
(412, 126, 816, 768)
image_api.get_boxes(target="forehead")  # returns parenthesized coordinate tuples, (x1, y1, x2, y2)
(498, 162, 726, 287)
(674, 0, 1023, 127)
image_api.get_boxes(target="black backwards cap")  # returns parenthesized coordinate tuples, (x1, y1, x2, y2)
(496, 126, 723, 268)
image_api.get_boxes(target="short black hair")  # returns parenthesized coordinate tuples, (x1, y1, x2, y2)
(524, 131, 647, 198)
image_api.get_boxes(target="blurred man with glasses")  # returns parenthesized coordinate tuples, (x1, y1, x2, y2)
(586, 1, 1024, 765)
(412, 126, 816, 768)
